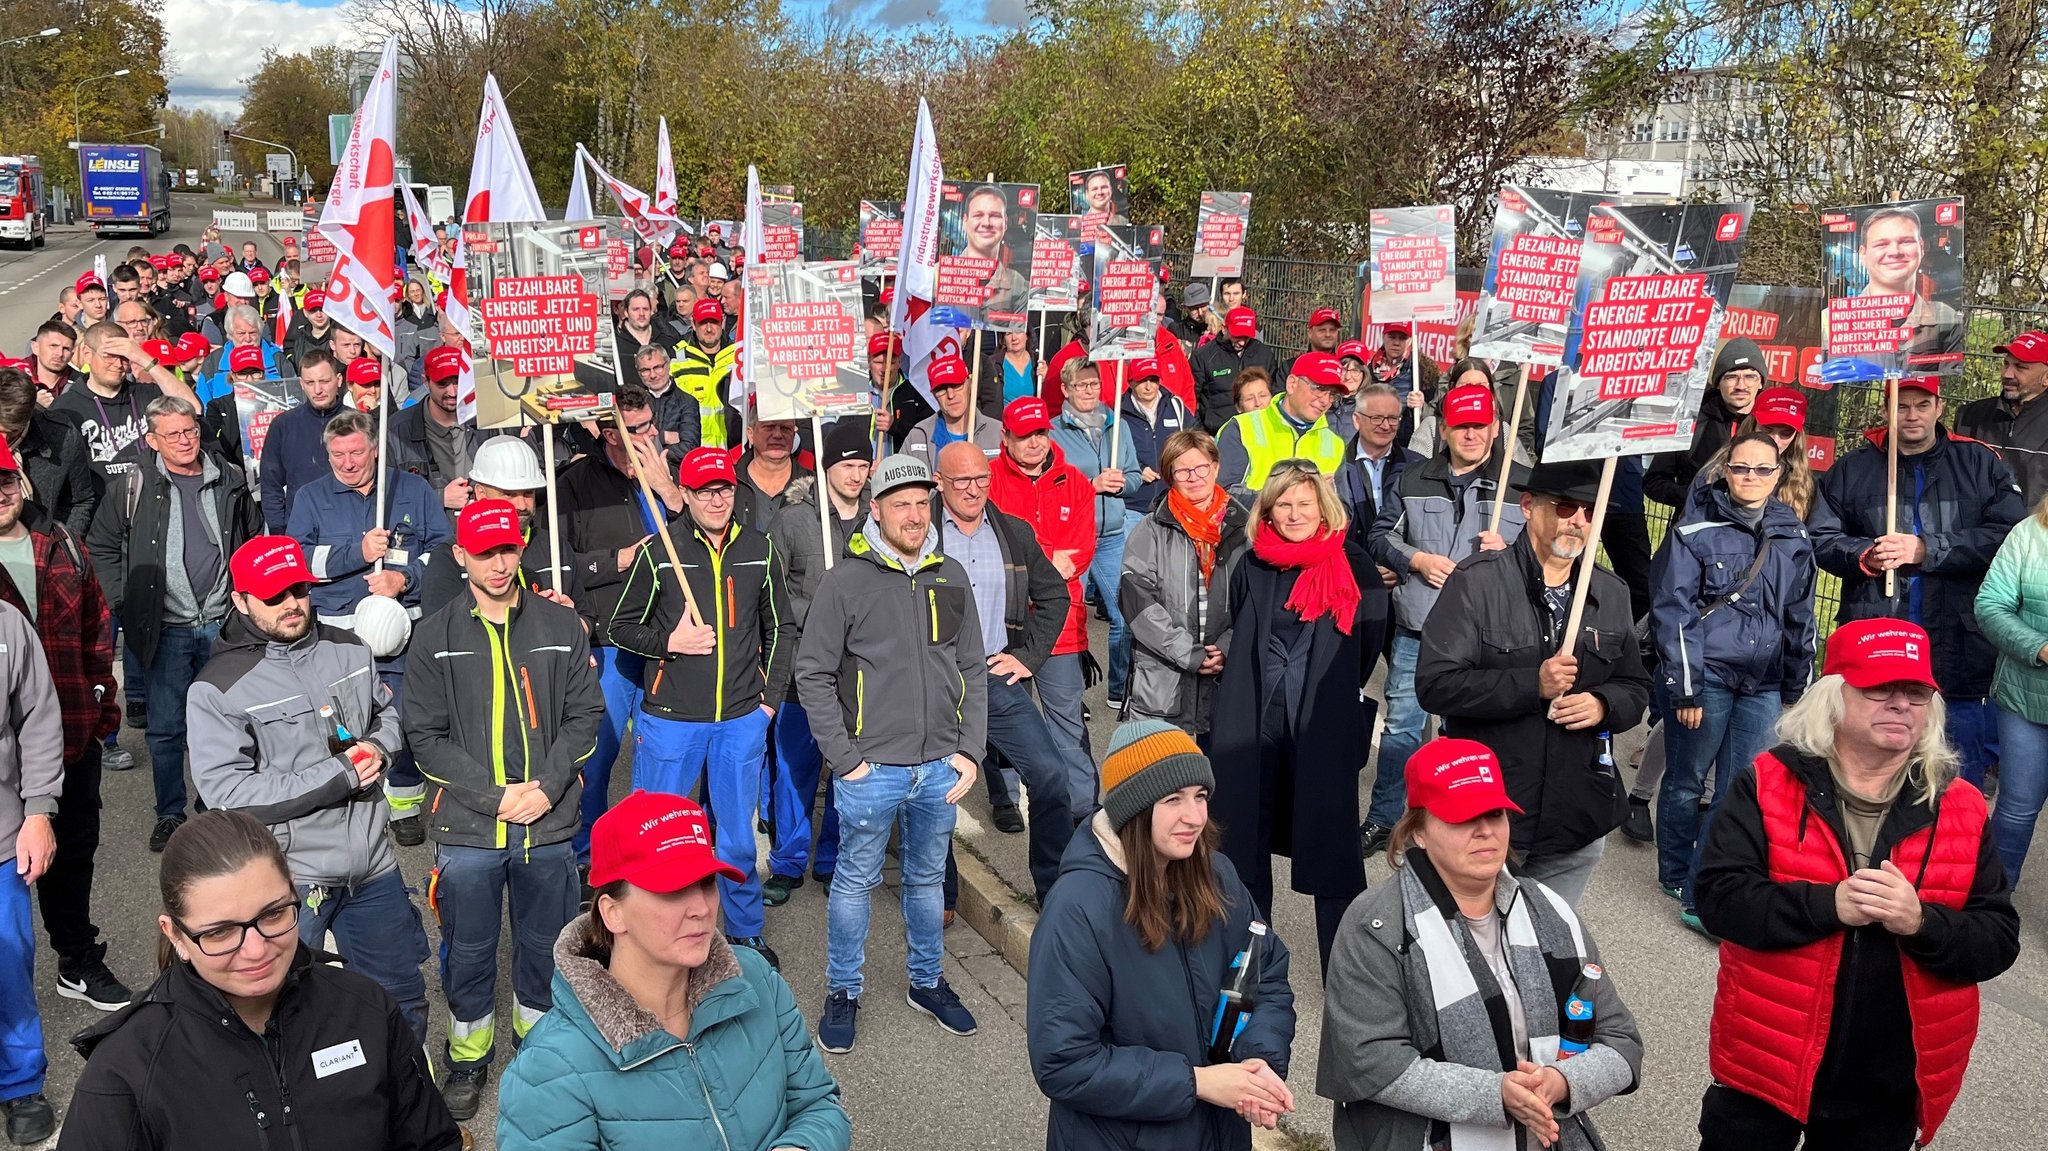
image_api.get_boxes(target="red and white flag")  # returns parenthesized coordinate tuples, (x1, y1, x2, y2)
(653, 118, 680, 249)
(585, 149, 680, 249)
(563, 146, 594, 222)
(891, 98, 959, 406)
(315, 37, 401, 361)
(462, 73, 545, 225)
(399, 182, 449, 284)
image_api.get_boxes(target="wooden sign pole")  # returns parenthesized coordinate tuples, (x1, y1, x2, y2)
(1885, 374, 1899, 598)
(541, 417, 562, 592)
(1554, 455, 1619, 659)
(812, 411, 836, 570)
(1487, 363, 1528, 535)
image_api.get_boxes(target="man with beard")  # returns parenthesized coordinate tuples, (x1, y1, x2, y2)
(187, 536, 431, 1041)
(1957, 330, 2048, 504)
(26, 322, 81, 406)
(1415, 459, 1652, 908)
(672, 298, 739, 450)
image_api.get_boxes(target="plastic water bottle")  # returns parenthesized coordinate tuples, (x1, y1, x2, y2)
(1207, 921, 1267, 1063)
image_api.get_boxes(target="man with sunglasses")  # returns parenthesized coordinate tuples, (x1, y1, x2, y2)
(188, 536, 432, 1041)
(1416, 459, 1651, 907)
(607, 447, 795, 969)
(901, 353, 1002, 464)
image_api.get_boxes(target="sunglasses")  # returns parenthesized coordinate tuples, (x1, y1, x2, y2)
(1725, 463, 1781, 478)
(1540, 496, 1595, 519)
(254, 583, 311, 607)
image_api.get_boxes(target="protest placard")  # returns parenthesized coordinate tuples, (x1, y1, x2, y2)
(1068, 165, 1130, 244)
(1470, 186, 1651, 365)
(935, 180, 1038, 332)
(1087, 224, 1163, 360)
(743, 260, 870, 421)
(1190, 191, 1251, 279)
(230, 376, 300, 482)
(463, 219, 630, 428)
(1368, 205, 1457, 324)
(1820, 197, 1965, 376)
(756, 200, 805, 265)
(1030, 214, 1084, 313)
(1723, 283, 1834, 467)
(859, 200, 904, 278)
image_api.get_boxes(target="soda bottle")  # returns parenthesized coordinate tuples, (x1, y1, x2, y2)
(1208, 921, 1267, 1064)
(1558, 962, 1603, 1059)
(319, 695, 357, 755)
(1595, 731, 1617, 780)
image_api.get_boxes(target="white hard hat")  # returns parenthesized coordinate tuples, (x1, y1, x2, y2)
(707, 262, 731, 282)
(353, 595, 413, 659)
(470, 436, 545, 491)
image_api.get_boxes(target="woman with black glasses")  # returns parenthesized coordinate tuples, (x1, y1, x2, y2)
(59, 810, 460, 1151)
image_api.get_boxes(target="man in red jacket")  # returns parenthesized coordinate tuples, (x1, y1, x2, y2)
(989, 397, 1099, 813)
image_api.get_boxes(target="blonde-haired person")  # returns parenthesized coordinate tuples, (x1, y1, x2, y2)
(1974, 491, 2048, 883)
(1320, 737, 1642, 1151)
(1693, 618, 2018, 1151)
(1693, 386, 1820, 521)
(1209, 462, 1386, 972)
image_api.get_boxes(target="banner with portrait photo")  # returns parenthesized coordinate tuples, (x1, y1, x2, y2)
(935, 180, 1038, 332)
(1470, 186, 1654, 366)
(1368, 205, 1457, 325)
(1030, 214, 1084, 313)
(463, 218, 631, 429)
(742, 259, 870, 421)
(858, 200, 904, 279)
(1541, 201, 1755, 462)
(1087, 224, 1164, 360)
(1820, 198, 1965, 376)
(1068, 164, 1130, 244)
(1190, 191, 1251, 279)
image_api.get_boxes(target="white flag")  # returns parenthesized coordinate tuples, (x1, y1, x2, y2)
(462, 73, 545, 225)
(315, 37, 400, 361)
(564, 146, 594, 222)
(737, 165, 764, 419)
(585, 149, 681, 248)
(653, 118, 680, 249)
(890, 98, 956, 406)
(399, 182, 448, 284)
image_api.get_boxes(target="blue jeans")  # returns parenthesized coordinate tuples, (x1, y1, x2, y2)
(1946, 697, 2001, 790)
(1035, 653, 1096, 814)
(576, 646, 645, 863)
(297, 867, 430, 1041)
(144, 621, 220, 820)
(634, 708, 771, 938)
(0, 869, 45, 1101)
(433, 842, 579, 1068)
(828, 757, 958, 997)
(1368, 627, 1427, 828)
(765, 699, 838, 881)
(1991, 707, 2048, 884)
(1662, 680, 1778, 905)
(1087, 527, 1130, 701)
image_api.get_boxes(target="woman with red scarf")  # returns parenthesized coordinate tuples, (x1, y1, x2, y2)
(1210, 461, 1387, 974)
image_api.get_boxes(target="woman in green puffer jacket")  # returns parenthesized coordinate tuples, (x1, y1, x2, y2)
(496, 790, 850, 1151)
(1975, 496, 2048, 885)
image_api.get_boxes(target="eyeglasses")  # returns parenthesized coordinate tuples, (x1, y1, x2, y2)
(174, 896, 300, 956)
(0, 476, 19, 494)
(1361, 414, 1402, 425)
(151, 427, 201, 443)
(1857, 682, 1935, 706)
(1066, 380, 1101, 393)
(1171, 462, 1215, 480)
(940, 474, 992, 490)
(690, 484, 736, 502)
(1541, 496, 1595, 520)
(1725, 463, 1781, 478)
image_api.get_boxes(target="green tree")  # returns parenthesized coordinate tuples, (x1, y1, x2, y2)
(235, 46, 353, 190)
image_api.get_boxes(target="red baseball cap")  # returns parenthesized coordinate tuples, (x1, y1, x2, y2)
(1892, 375, 1941, 397)
(1309, 307, 1341, 329)
(75, 274, 103, 294)
(866, 332, 903, 358)
(0, 434, 19, 475)
(346, 358, 382, 385)
(1226, 307, 1257, 339)
(928, 355, 969, 390)
(1292, 352, 1344, 390)
(676, 446, 738, 490)
(692, 298, 724, 323)
(1753, 386, 1807, 429)
(249, 267, 272, 285)
(588, 791, 745, 891)
(1993, 331, 2048, 365)
(1822, 618, 1938, 691)
(668, 240, 691, 258)
(1336, 339, 1368, 363)
(1443, 383, 1496, 427)
(176, 332, 211, 361)
(1004, 396, 1052, 437)
(878, 287, 895, 308)
(457, 499, 525, 554)
(1383, 321, 1413, 337)
(148, 254, 171, 271)
(425, 346, 464, 383)
(230, 536, 313, 599)
(302, 290, 326, 311)
(229, 346, 265, 374)
(142, 339, 178, 367)
(1129, 357, 1161, 382)
(197, 266, 220, 283)
(1404, 737, 1523, 825)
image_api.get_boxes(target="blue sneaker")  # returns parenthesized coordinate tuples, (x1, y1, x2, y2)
(907, 978, 977, 1036)
(818, 990, 859, 1053)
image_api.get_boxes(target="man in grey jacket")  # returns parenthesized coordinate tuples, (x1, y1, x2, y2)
(187, 535, 431, 1041)
(0, 598, 64, 1144)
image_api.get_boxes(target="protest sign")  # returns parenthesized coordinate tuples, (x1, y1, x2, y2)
(935, 180, 1038, 332)
(754, 199, 805, 265)
(1724, 283, 1834, 468)
(1368, 205, 1457, 324)
(464, 218, 629, 429)
(1068, 164, 1130, 244)
(1029, 214, 1084, 313)
(743, 259, 870, 421)
(1469, 186, 1645, 365)
(1087, 224, 1164, 360)
(230, 376, 301, 482)
(1820, 197, 1965, 376)
(1539, 200, 1754, 463)
(1191, 191, 1251, 279)
(859, 200, 904, 278)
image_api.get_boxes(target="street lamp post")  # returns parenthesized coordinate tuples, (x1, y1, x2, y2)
(0, 27, 60, 48)
(72, 68, 132, 148)
(227, 131, 301, 199)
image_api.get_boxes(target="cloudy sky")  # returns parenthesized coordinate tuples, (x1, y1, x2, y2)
(165, 0, 1027, 114)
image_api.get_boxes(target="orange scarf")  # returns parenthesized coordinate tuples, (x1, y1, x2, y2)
(1167, 486, 1229, 584)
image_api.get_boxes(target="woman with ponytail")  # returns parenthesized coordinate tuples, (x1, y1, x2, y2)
(1211, 461, 1387, 972)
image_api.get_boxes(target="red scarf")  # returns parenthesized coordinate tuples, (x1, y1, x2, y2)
(1166, 486, 1229, 584)
(1251, 526, 1360, 635)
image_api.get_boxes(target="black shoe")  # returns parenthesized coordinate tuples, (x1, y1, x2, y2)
(101, 741, 135, 771)
(1622, 799, 1654, 843)
(2, 1093, 53, 1146)
(814, 871, 832, 893)
(149, 814, 185, 853)
(991, 803, 1025, 833)
(57, 959, 134, 1011)
(390, 816, 425, 847)
(762, 874, 802, 907)
(441, 1064, 489, 1122)
(125, 700, 148, 730)
(1358, 821, 1392, 859)
(579, 863, 595, 908)
(727, 934, 779, 970)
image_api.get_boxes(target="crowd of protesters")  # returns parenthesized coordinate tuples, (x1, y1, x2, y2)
(0, 221, 2029, 1151)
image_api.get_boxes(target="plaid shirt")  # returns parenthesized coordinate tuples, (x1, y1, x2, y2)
(0, 511, 118, 760)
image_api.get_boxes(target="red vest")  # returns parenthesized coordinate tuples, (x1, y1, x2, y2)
(1709, 751, 1985, 1143)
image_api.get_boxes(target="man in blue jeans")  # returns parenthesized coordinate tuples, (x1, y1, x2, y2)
(797, 454, 986, 1054)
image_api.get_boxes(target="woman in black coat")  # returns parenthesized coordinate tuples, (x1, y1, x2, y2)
(1211, 461, 1387, 973)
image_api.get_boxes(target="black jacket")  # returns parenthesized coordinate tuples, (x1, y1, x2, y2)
(404, 588, 606, 851)
(61, 948, 460, 1151)
(1415, 534, 1651, 859)
(1957, 392, 2048, 505)
(1333, 445, 1424, 549)
(86, 453, 262, 665)
(607, 518, 796, 723)
(1812, 427, 2024, 699)
(1188, 336, 1281, 434)
(933, 506, 1070, 673)
(14, 410, 98, 539)
(1695, 745, 2020, 1116)
(558, 451, 670, 641)
(1643, 389, 1744, 508)
(417, 521, 593, 633)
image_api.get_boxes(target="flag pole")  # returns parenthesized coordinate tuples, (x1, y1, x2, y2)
(1554, 455, 1618, 660)
(373, 362, 389, 575)
(968, 327, 985, 430)
(813, 412, 835, 571)
(1488, 362, 1528, 534)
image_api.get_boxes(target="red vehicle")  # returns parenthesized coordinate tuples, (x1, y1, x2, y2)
(0, 155, 48, 249)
